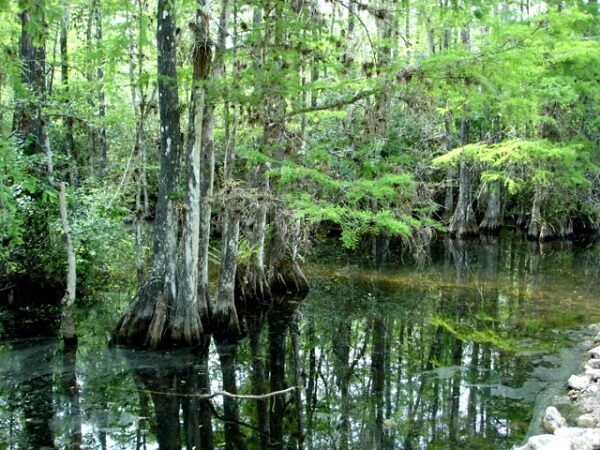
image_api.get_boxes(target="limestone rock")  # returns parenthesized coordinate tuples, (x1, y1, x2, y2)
(576, 413, 598, 428)
(516, 434, 571, 450)
(588, 346, 600, 359)
(576, 393, 600, 413)
(585, 368, 600, 381)
(555, 427, 600, 450)
(542, 406, 567, 433)
(568, 374, 592, 391)
(584, 359, 600, 370)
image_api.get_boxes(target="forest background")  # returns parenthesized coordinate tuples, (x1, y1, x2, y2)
(0, 0, 598, 345)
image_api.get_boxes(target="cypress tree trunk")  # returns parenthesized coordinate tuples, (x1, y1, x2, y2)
(16, 1, 78, 343)
(480, 182, 501, 233)
(232, 6, 266, 302)
(85, 5, 96, 176)
(449, 119, 478, 237)
(114, 0, 182, 348)
(213, 198, 242, 334)
(257, 3, 309, 299)
(197, 0, 228, 323)
(527, 184, 542, 240)
(144, 0, 180, 344)
(14, 1, 46, 154)
(171, 7, 211, 344)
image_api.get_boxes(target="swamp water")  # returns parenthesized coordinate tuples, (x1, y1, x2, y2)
(0, 236, 599, 449)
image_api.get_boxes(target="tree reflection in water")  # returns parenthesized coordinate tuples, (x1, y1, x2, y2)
(1, 237, 599, 449)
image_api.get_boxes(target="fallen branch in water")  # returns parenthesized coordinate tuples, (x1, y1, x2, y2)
(110, 385, 301, 400)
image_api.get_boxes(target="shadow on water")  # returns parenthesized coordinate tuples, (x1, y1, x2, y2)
(0, 235, 599, 449)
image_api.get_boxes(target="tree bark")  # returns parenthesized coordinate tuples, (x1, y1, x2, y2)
(93, 0, 108, 176)
(171, 8, 210, 344)
(480, 182, 501, 233)
(527, 184, 542, 240)
(114, 0, 181, 348)
(59, 182, 77, 344)
(14, 1, 46, 155)
(449, 120, 478, 238)
(197, 0, 228, 323)
(213, 199, 242, 334)
(60, 2, 76, 186)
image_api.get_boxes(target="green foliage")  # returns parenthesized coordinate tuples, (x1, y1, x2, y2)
(276, 162, 437, 249)
(437, 138, 599, 224)
(0, 137, 63, 277)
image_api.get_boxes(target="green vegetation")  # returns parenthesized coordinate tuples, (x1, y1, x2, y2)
(0, 0, 598, 340)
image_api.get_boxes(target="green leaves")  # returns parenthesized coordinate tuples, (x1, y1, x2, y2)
(275, 161, 426, 249)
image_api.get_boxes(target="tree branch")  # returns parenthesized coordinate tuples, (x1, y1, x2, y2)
(282, 89, 377, 122)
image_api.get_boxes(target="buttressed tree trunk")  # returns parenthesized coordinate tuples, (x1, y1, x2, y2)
(114, 0, 182, 347)
(449, 119, 478, 237)
(197, 0, 228, 325)
(261, 3, 308, 297)
(213, 190, 242, 334)
(480, 182, 501, 233)
(235, 7, 274, 304)
(171, 5, 212, 344)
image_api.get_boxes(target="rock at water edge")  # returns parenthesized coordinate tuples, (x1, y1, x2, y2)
(568, 374, 592, 391)
(516, 434, 571, 450)
(555, 427, 600, 450)
(576, 413, 598, 428)
(542, 406, 567, 433)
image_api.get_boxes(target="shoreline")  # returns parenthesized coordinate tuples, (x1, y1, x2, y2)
(517, 324, 600, 450)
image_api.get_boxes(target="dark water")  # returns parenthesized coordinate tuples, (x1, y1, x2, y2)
(1, 236, 599, 450)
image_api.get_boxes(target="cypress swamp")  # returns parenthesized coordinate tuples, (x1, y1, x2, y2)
(0, 0, 599, 448)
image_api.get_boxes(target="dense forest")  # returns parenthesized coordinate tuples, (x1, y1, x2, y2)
(0, 0, 599, 345)
(0, 0, 599, 448)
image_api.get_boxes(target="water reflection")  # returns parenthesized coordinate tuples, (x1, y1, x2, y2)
(1, 236, 599, 449)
